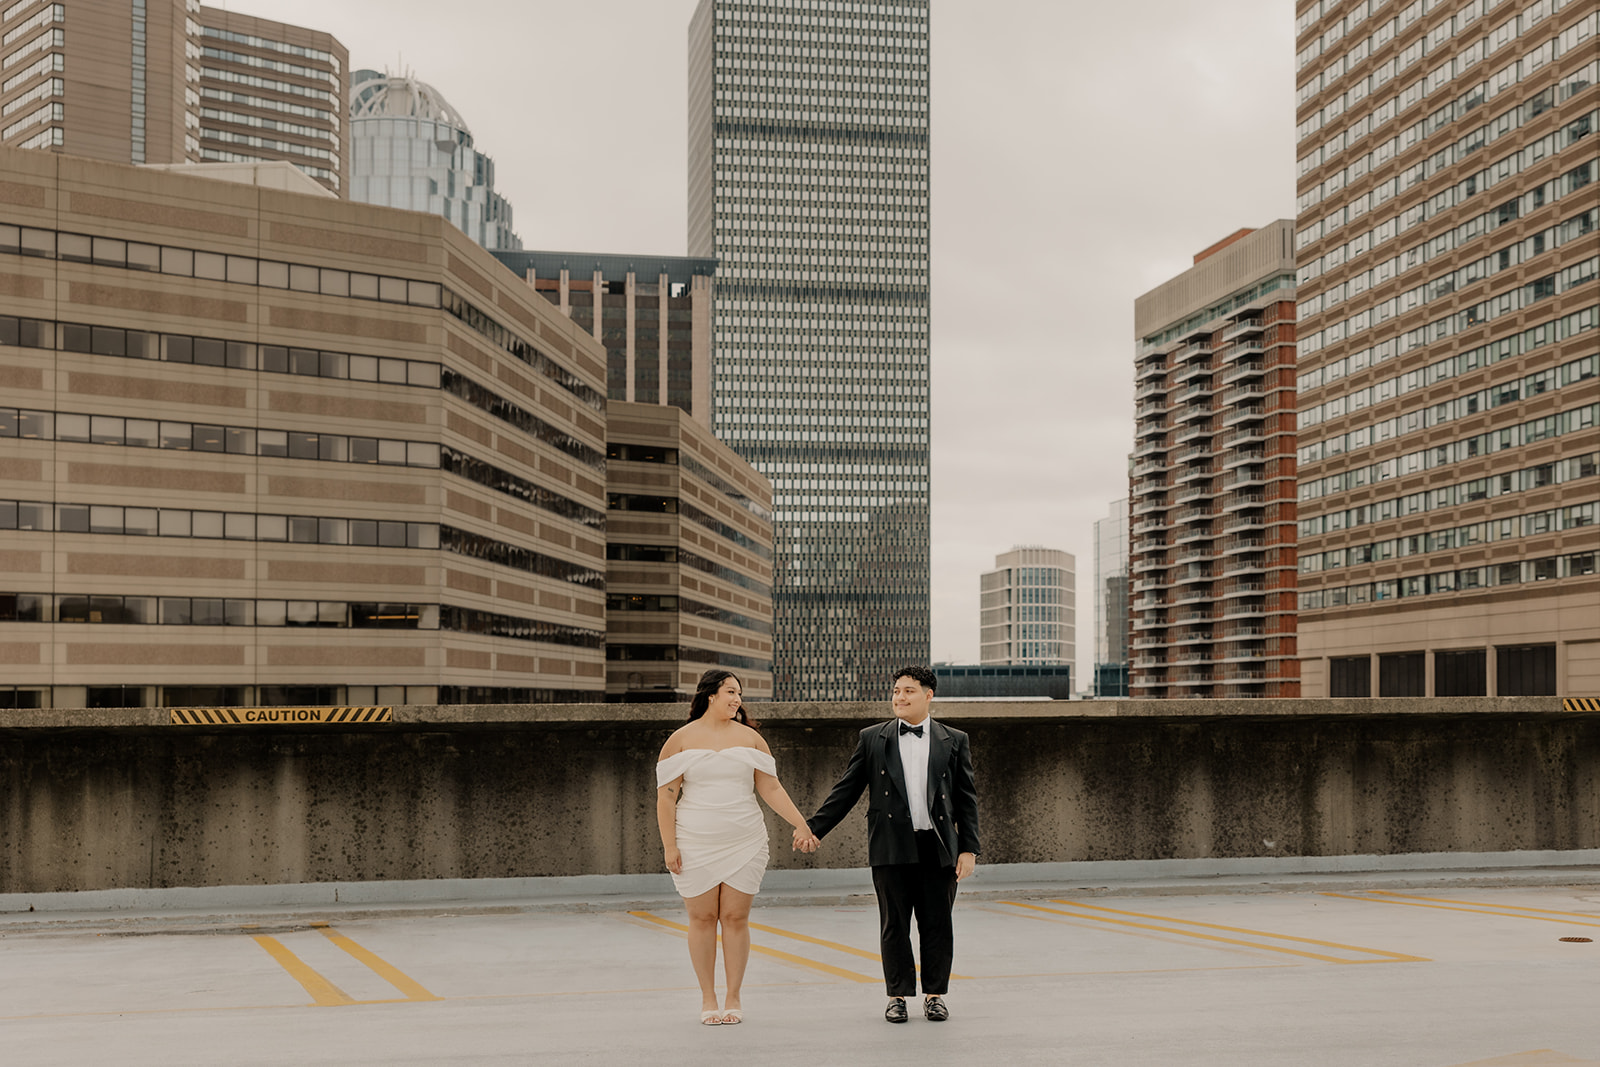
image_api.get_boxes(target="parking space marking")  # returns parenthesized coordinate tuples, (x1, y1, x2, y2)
(995, 900, 1428, 964)
(626, 911, 879, 983)
(254, 925, 442, 1007)
(747, 918, 973, 980)
(312, 923, 442, 1001)
(1325, 891, 1600, 929)
(253, 935, 355, 1007)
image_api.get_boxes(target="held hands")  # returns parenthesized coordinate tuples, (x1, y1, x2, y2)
(792, 825, 821, 853)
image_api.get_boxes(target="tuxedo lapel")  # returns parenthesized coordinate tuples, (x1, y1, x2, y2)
(927, 721, 952, 816)
(881, 721, 909, 807)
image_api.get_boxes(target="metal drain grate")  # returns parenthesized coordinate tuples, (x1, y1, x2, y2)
(1558, 936, 1593, 943)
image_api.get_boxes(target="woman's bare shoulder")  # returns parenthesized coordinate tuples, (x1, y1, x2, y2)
(658, 722, 696, 761)
(746, 725, 772, 755)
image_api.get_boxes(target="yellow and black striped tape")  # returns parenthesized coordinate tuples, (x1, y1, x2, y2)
(168, 706, 393, 725)
(1563, 698, 1599, 712)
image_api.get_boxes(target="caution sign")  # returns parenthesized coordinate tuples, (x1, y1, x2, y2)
(1564, 698, 1599, 712)
(168, 706, 394, 725)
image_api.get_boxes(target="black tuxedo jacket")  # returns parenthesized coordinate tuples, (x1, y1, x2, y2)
(809, 719, 981, 868)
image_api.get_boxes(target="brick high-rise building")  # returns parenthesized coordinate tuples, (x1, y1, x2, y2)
(1130, 224, 1301, 699)
(1292, 0, 1598, 697)
(0, 1, 347, 195)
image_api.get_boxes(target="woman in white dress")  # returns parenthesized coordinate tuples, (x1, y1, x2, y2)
(656, 669, 819, 1025)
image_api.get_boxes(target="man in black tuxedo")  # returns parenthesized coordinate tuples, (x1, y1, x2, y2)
(799, 666, 980, 1023)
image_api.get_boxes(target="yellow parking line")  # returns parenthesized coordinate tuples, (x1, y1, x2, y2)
(996, 901, 1426, 964)
(627, 911, 879, 983)
(252, 935, 355, 1007)
(313, 923, 442, 1001)
(1324, 892, 1600, 928)
(1370, 891, 1600, 922)
(749, 918, 973, 980)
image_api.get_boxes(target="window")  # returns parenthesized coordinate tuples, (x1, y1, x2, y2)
(1330, 655, 1371, 697)
(1496, 644, 1555, 695)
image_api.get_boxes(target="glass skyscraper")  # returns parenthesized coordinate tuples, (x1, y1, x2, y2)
(1093, 500, 1129, 697)
(687, 0, 931, 701)
(349, 70, 521, 251)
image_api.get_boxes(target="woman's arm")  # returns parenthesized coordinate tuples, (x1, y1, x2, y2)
(754, 771, 813, 838)
(656, 733, 686, 874)
(657, 775, 684, 874)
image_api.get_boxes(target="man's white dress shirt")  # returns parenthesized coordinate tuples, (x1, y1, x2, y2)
(897, 718, 934, 831)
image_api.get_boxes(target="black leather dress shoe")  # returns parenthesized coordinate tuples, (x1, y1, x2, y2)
(884, 998, 909, 1023)
(923, 995, 949, 1021)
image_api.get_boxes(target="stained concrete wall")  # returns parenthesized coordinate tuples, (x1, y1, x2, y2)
(1, 698, 1595, 894)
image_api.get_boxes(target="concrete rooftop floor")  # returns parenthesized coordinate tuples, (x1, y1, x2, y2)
(2, 866, 1599, 1066)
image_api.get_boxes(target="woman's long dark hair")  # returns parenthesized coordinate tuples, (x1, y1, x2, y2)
(687, 669, 756, 728)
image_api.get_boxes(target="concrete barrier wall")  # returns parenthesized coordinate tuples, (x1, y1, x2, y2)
(1, 698, 1595, 894)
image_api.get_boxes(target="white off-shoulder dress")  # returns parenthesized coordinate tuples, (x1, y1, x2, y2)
(657, 747, 776, 899)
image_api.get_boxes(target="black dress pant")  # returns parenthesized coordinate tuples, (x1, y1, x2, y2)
(871, 829, 958, 997)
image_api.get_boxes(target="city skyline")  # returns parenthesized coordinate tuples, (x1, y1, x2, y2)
(77, 0, 1299, 688)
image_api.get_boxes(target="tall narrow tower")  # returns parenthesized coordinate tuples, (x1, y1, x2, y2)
(687, 0, 932, 700)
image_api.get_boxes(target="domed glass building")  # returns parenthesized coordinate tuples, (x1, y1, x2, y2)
(349, 70, 522, 251)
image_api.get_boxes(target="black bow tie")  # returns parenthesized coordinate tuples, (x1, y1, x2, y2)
(899, 723, 924, 738)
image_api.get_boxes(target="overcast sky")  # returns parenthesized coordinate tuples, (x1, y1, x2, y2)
(246, 0, 1299, 685)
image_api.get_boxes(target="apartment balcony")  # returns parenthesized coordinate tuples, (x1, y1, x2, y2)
(1220, 491, 1267, 513)
(1220, 578, 1267, 597)
(1223, 339, 1266, 361)
(1170, 630, 1215, 648)
(1136, 398, 1167, 419)
(1221, 402, 1265, 427)
(1177, 342, 1214, 361)
(1136, 359, 1167, 382)
(1222, 511, 1267, 532)
(1172, 401, 1212, 425)
(1133, 471, 1167, 496)
(1172, 422, 1212, 445)
(1168, 672, 1214, 687)
(1217, 623, 1266, 639)
(1131, 614, 1168, 632)
(1172, 505, 1213, 526)
(1173, 542, 1211, 562)
(1174, 483, 1215, 505)
(1131, 633, 1169, 648)
(1131, 457, 1167, 479)
(1132, 514, 1167, 533)
(1222, 555, 1267, 575)
(1223, 383, 1266, 405)
(1219, 665, 1267, 682)
(1221, 445, 1266, 469)
(1135, 380, 1167, 401)
(1223, 317, 1264, 341)
(1222, 467, 1266, 490)
(1221, 360, 1266, 386)
(1131, 555, 1166, 576)
(1222, 426, 1266, 447)
(1131, 496, 1166, 517)
(1132, 436, 1168, 458)
(1171, 587, 1213, 608)
(1172, 362, 1213, 385)
(1130, 655, 1168, 669)
(1170, 443, 1212, 464)
(1171, 523, 1214, 546)
(1171, 608, 1212, 625)
(1173, 463, 1215, 484)
(1132, 575, 1167, 593)
(1215, 601, 1267, 621)
(1220, 535, 1266, 555)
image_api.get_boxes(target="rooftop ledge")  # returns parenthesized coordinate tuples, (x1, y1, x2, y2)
(0, 696, 1580, 732)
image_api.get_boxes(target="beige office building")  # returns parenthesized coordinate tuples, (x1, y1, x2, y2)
(978, 546, 1075, 667)
(0, 1, 347, 195)
(605, 402, 773, 701)
(0, 147, 613, 709)
(1130, 224, 1301, 699)
(1293, 0, 1598, 697)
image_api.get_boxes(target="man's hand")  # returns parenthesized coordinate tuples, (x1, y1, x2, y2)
(955, 852, 976, 881)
